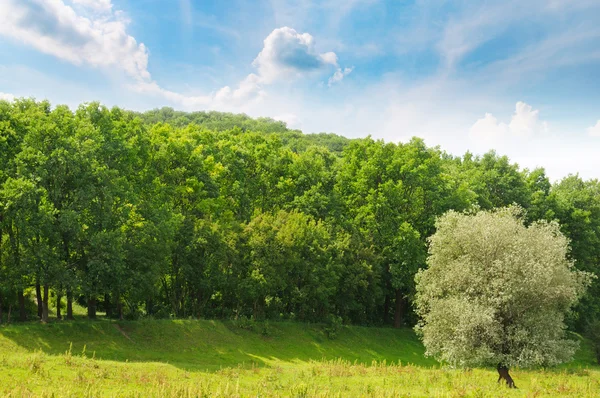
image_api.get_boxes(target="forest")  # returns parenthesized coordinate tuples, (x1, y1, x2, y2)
(0, 99, 599, 332)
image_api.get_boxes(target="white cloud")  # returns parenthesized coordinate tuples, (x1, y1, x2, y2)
(508, 101, 548, 136)
(253, 27, 338, 84)
(320, 52, 338, 66)
(470, 101, 548, 142)
(215, 73, 266, 103)
(274, 113, 301, 129)
(328, 67, 353, 86)
(0, 0, 149, 81)
(219, 27, 348, 101)
(470, 112, 508, 141)
(0, 92, 15, 101)
(132, 73, 266, 111)
(588, 120, 600, 137)
(132, 81, 212, 109)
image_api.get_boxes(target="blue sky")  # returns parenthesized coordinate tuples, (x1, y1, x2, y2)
(1, 0, 599, 180)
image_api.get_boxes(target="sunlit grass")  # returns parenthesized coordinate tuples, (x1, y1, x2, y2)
(0, 319, 598, 397)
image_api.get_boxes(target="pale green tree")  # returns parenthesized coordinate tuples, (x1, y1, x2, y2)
(414, 207, 593, 388)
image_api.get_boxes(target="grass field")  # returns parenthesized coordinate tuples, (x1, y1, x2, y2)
(0, 318, 599, 397)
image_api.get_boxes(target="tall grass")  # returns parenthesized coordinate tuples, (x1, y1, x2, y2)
(1, 319, 598, 397)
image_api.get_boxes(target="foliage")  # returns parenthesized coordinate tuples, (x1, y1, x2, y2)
(415, 207, 593, 368)
(233, 315, 256, 331)
(324, 314, 343, 339)
(1, 99, 600, 333)
(586, 320, 600, 364)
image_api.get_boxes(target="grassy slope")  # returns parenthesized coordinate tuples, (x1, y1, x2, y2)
(0, 319, 435, 371)
(0, 319, 599, 397)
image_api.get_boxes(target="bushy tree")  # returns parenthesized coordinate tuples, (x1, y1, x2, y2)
(242, 210, 336, 320)
(415, 207, 593, 388)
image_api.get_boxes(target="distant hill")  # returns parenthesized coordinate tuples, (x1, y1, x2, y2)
(137, 107, 351, 155)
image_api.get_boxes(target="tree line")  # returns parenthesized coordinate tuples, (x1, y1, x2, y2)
(0, 99, 598, 330)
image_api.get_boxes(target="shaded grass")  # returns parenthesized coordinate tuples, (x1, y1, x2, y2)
(0, 319, 435, 371)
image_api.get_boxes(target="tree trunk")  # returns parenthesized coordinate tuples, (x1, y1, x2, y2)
(197, 291, 203, 319)
(18, 290, 26, 321)
(105, 293, 112, 318)
(497, 365, 517, 388)
(7, 305, 11, 324)
(117, 301, 123, 320)
(383, 294, 390, 324)
(56, 293, 62, 320)
(0, 294, 3, 324)
(9, 228, 24, 320)
(66, 290, 74, 320)
(41, 284, 49, 323)
(393, 289, 405, 329)
(88, 297, 97, 319)
(146, 299, 153, 316)
(36, 282, 43, 319)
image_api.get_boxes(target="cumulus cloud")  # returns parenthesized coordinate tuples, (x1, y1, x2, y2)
(189, 27, 346, 107)
(508, 101, 548, 136)
(253, 27, 339, 83)
(588, 120, 600, 137)
(0, 92, 15, 101)
(469, 112, 507, 141)
(328, 67, 354, 86)
(215, 74, 265, 103)
(470, 101, 548, 141)
(229, 27, 348, 99)
(0, 0, 149, 81)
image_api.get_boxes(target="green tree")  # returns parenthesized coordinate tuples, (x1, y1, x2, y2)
(242, 210, 336, 320)
(336, 137, 449, 326)
(550, 176, 600, 329)
(415, 207, 592, 387)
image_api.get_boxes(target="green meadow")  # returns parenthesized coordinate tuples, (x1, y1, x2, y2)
(1, 319, 598, 397)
